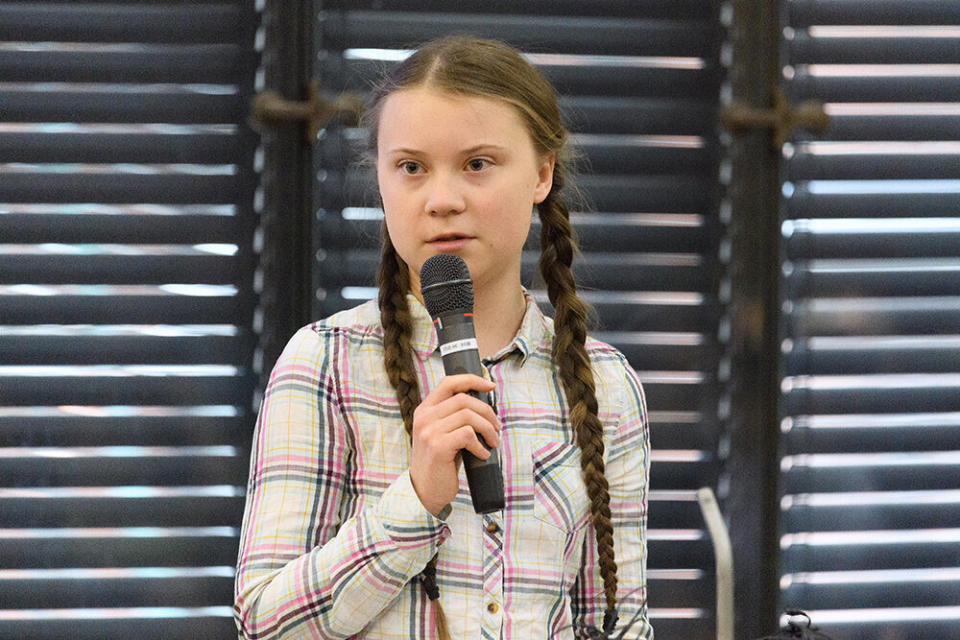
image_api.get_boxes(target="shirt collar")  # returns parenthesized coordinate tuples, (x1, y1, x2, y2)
(406, 289, 550, 366)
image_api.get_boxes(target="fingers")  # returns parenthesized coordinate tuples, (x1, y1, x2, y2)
(419, 374, 495, 406)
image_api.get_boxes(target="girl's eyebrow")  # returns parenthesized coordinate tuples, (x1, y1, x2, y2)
(384, 144, 508, 156)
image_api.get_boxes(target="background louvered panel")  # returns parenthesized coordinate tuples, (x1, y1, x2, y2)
(0, 1, 259, 638)
(312, 3, 724, 638)
(777, 4, 960, 639)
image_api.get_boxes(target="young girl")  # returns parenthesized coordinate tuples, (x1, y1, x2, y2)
(234, 36, 652, 640)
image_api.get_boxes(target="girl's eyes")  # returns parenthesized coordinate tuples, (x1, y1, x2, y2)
(400, 161, 421, 175)
(466, 158, 491, 172)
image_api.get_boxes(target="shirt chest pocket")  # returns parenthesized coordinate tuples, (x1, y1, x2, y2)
(531, 441, 591, 533)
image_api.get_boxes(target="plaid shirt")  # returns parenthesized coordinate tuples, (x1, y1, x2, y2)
(234, 293, 652, 639)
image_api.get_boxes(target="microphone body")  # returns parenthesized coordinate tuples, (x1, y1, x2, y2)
(420, 254, 505, 514)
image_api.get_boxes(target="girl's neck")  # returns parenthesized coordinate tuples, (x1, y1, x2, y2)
(470, 279, 527, 359)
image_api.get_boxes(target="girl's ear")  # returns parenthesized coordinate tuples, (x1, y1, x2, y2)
(533, 153, 556, 204)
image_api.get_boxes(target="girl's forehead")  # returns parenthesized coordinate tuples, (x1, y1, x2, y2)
(378, 86, 529, 140)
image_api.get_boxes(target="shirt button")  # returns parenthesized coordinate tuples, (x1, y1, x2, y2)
(486, 522, 499, 534)
(487, 602, 499, 614)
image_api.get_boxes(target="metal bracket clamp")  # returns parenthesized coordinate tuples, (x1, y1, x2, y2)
(250, 79, 365, 141)
(721, 88, 828, 150)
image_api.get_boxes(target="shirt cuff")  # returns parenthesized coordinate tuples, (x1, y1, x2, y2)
(373, 471, 452, 551)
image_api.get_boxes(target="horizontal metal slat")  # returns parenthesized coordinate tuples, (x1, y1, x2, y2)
(0, 255, 238, 285)
(787, 152, 960, 181)
(0, 535, 238, 568)
(785, 260, 960, 297)
(781, 421, 960, 454)
(788, 0, 960, 26)
(315, 213, 711, 255)
(560, 96, 718, 137)
(781, 502, 960, 531)
(0, 131, 243, 165)
(649, 459, 716, 491)
(643, 382, 715, 415)
(642, 618, 713, 640)
(782, 461, 960, 493)
(337, 57, 722, 100)
(0, 45, 247, 84)
(316, 250, 709, 292)
(812, 114, 960, 142)
(647, 498, 713, 530)
(0, 617, 238, 640)
(0, 89, 244, 124)
(786, 229, 960, 260)
(1, 294, 243, 325)
(0, 415, 247, 448)
(787, 297, 960, 336)
(785, 339, 960, 374)
(1, 172, 238, 205)
(782, 383, 960, 414)
(0, 375, 249, 406)
(781, 539, 960, 573)
(789, 32, 960, 65)
(2, 334, 252, 366)
(787, 189, 960, 219)
(0, 495, 244, 528)
(339, 0, 715, 19)
(1, 213, 239, 244)
(782, 579, 960, 610)
(647, 538, 714, 570)
(326, 12, 720, 57)
(0, 573, 232, 609)
(0, 453, 248, 486)
(0, 3, 245, 44)
(787, 73, 960, 103)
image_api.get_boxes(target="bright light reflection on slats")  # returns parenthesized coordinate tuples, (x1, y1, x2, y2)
(783, 606, 960, 625)
(781, 451, 960, 470)
(648, 608, 707, 619)
(650, 450, 707, 463)
(595, 331, 703, 346)
(0, 203, 234, 216)
(785, 412, 960, 430)
(825, 103, 960, 116)
(648, 411, 702, 425)
(0, 82, 236, 95)
(783, 567, 960, 586)
(0, 325, 237, 337)
(783, 218, 960, 235)
(0, 567, 234, 579)
(343, 48, 705, 70)
(648, 569, 704, 580)
(570, 133, 704, 149)
(806, 296, 960, 313)
(781, 528, 960, 548)
(0, 244, 237, 256)
(0, 365, 238, 377)
(0, 485, 243, 499)
(0, 405, 238, 418)
(647, 529, 704, 541)
(804, 64, 960, 77)
(340, 286, 707, 307)
(0, 527, 237, 538)
(0, 607, 233, 620)
(805, 335, 960, 350)
(782, 490, 960, 508)
(782, 373, 960, 391)
(0, 163, 235, 176)
(638, 371, 704, 384)
(798, 141, 960, 155)
(807, 258, 960, 272)
(0, 446, 237, 458)
(0, 123, 236, 135)
(805, 179, 960, 194)
(649, 490, 700, 502)
(809, 26, 960, 38)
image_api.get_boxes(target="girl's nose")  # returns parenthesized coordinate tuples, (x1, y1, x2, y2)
(424, 173, 466, 216)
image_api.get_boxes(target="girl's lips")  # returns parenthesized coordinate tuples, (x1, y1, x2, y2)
(428, 236, 472, 252)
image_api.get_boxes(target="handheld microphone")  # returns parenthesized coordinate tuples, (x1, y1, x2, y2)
(420, 253, 505, 514)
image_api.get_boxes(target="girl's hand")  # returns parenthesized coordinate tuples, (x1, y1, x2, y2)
(409, 374, 501, 516)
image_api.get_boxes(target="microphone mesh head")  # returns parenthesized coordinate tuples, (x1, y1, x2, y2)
(420, 253, 474, 316)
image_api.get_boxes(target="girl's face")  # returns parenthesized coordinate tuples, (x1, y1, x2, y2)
(376, 86, 554, 298)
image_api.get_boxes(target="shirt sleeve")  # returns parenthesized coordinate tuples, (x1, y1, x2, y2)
(233, 325, 451, 639)
(571, 354, 653, 639)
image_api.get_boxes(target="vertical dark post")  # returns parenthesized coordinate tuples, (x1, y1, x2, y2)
(257, 0, 315, 383)
(722, 1, 783, 637)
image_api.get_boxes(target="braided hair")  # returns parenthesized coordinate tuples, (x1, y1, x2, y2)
(364, 35, 619, 637)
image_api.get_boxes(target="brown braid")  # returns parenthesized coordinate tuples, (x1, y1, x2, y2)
(376, 225, 451, 639)
(538, 167, 619, 628)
